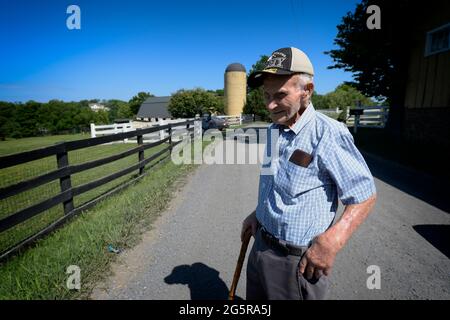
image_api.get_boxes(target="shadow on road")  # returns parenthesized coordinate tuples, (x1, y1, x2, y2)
(363, 152, 450, 213)
(413, 224, 450, 259)
(164, 262, 243, 300)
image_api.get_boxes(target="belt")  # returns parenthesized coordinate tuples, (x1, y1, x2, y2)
(259, 227, 307, 256)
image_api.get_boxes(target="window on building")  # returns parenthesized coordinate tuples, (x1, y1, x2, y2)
(425, 22, 450, 56)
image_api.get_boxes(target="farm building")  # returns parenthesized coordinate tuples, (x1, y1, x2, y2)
(136, 96, 172, 121)
(402, 2, 450, 147)
(89, 103, 110, 112)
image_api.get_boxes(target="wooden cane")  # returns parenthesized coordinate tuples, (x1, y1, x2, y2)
(228, 229, 252, 300)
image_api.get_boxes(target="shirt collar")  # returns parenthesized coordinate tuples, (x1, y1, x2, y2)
(276, 102, 316, 135)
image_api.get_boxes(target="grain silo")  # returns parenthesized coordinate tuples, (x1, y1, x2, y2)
(224, 63, 246, 116)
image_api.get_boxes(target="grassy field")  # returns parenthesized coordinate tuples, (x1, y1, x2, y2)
(0, 134, 170, 253)
(0, 133, 200, 299)
(0, 133, 91, 155)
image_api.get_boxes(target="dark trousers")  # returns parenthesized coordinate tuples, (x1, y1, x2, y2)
(246, 227, 329, 300)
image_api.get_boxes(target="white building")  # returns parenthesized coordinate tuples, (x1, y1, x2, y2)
(89, 103, 110, 112)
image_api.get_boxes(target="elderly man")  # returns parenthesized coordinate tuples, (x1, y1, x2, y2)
(241, 47, 377, 300)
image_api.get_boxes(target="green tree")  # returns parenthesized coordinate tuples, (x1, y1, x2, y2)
(93, 110, 110, 124)
(0, 99, 109, 137)
(0, 102, 19, 139)
(311, 93, 330, 110)
(325, 0, 427, 133)
(244, 55, 270, 121)
(15, 101, 40, 137)
(243, 87, 269, 120)
(326, 84, 375, 110)
(106, 99, 129, 121)
(116, 103, 133, 119)
(128, 92, 154, 115)
(168, 88, 224, 118)
(249, 55, 269, 75)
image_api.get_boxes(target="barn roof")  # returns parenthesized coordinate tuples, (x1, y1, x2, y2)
(137, 96, 172, 118)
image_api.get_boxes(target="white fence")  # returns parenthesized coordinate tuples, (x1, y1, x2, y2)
(90, 121, 134, 142)
(317, 106, 389, 132)
(346, 106, 389, 131)
(216, 114, 255, 125)
(90, 119, 201, 143)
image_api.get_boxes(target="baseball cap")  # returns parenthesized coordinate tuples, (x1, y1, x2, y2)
(247, 47, 314, 89)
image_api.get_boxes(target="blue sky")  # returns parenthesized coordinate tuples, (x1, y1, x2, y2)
(0, 0, 361, 102)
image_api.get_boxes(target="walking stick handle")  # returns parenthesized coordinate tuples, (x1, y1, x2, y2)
(228, 230, 252, 300)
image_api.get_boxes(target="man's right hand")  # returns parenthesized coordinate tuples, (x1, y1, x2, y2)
(241, 210, 258, 242)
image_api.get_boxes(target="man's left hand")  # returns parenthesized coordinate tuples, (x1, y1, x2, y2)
(299, 233, 339, 280)
(299, 195, 377, 280)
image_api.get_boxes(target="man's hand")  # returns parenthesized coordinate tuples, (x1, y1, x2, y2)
(241, 210, 257, 242)
(299, 233, 338, 280)
(299, 194, 377, 280)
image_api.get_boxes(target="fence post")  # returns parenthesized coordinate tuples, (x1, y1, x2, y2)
(195, 117, 201, 137)
(159, 119, 166, 140)
(56, 144, 74, 215)
(137, 131, 144, 175)
(90, 123, 96, 138)
(123, 122, 130, 143)
(354, 114, 359, 134)
(168, 124, 172, 152)
(186, 121, 191, 141)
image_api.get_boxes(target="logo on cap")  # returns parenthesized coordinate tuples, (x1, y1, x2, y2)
(266, 52, 286, 69)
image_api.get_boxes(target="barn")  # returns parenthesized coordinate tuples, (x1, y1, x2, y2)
(402, 2, 450, 148)
(136, 96, 172, 122)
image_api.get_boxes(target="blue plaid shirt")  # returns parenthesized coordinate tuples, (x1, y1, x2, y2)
(256, 103, 376, 247)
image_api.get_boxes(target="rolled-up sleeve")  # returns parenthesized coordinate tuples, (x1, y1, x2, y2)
(322, 128, 376, 205)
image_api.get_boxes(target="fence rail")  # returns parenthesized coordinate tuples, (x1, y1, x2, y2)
(0, 119, 199, 262)
(90, 121, 134, 139)
(90, 119, 196, 142)
(216, 114, 255, 125)
(346, 106, 389, 131)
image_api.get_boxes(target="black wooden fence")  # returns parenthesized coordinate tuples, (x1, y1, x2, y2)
(0, 120, 196, 262)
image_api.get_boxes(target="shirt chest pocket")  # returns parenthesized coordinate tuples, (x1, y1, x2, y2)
(275, 156, 318, 198)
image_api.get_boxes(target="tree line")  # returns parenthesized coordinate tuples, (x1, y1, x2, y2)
(0, 89, 226, 140)
(0, 92, 153, 139)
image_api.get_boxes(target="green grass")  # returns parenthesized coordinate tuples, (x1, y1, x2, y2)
(0, 159, 195, 299)
(0, 134, 170, 253)
(0, 133, 90, 155)
(0, 134, 204, 299)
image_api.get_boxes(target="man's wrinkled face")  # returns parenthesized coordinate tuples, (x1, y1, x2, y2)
(263, 74, 304, 126)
